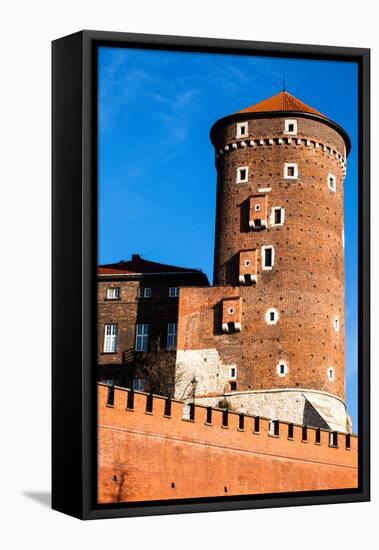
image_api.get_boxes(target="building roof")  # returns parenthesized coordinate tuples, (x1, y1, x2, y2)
(235, 91, 326, 119)
(98, 254, 208, 278)
(210, 90, 351, 155)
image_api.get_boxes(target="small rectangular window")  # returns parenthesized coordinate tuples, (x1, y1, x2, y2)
(106, 287, 120, 300)
(239, 413, 245, 430)
(166, 323, 177, 350)
(189, 403, 195, 421)
(127, 389, 135, 409)
(106, 385, 114, 406)
(132, 378, 145, 391)
(262, 246, 274, 270)
(169, 287, 179, 297)
(135, 324, 149, 352)
(315, 428, 321, 444)
(164, 398, 172, 417)
(222, 409, 228, 427)
(346, 433, 351, 449)
(329, 431, 338, 447)
(138, 287, 152, 298)
(284, 119, 297, 135)
(230, 381, 237, 391)
(230, 367, 236, 379)
(146, 393, 153, 413)
(328, 173, 336, 192)
(288, 423, 294, 439)
(103, 324, 117, 353)
(236, 121, 248, 138)
(284, 163, 298, 179)
(236, 166, 249, 183)
(206, 406, 212, 424)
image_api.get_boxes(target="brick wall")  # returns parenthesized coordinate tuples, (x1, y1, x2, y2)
(97, 384, 358, 504)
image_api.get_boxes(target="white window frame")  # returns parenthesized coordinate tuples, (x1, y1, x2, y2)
(327, 367, 335, 382)
(138, 287, 152, 298)
(228, 307, 235, 315)
(133, 378, 145, 391)
(230, 366, 237, 379)
(135, 324, 149, 352)
(265, 308, 279, 325)
(166, 322, 177, 350)
(236, 166, 249, 184)
(244, 259, 250, 267)
(254, 204, 261, 212)
(261, 245, 275, 270)
(103, 324, 118, 353)
(276, 361, 288, 377)
(236, 121, 248, 139)
(284, 119, 297, 135)
(328, 173, 336, 192)
(270, 206, 285, 227)
(284, 163, 298, 180)
(106, 287, 120, 300)
(333, 316, 340, 332)
(169, 287, 179, 298)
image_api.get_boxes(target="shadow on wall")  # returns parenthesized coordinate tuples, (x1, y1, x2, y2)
(303, 399, 329, 430)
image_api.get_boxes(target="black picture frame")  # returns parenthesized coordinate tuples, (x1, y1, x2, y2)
(52, 30, 370, 520)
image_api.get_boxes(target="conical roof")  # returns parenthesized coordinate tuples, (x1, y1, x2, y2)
(235, 90, 326, 119)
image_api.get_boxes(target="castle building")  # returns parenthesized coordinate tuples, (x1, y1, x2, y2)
(175, 91, 352, 433)
(97, 254, 209, 386)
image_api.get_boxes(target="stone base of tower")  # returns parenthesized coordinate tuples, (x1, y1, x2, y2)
(191, 390, 352, 433)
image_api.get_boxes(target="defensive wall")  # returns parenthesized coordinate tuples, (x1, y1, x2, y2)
(97, 383, 358, 504)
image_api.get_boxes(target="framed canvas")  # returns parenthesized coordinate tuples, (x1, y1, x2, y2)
(52, 30, 370, 519)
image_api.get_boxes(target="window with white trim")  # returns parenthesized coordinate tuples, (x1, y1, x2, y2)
(327, 367, 335, 382)
(236, 121, 248, 138)
(103, 324, 118, 353)
(228, 307, 235, 315)
(106, 287, 120, 300)
(328, 173, 336, 192)
(244, 259, 250, 267)
(262, 245, 275, 270)
(166, 322, 177, 350)
(135, 324, 149, 352)
(333, 316, 340, 332)
(270, 207, 285, 226)
(236, 166, 249, 183)
(138, 287, 152, 298)
(133, 378, 145, 391)
(284, 163, 298, 179)
(276, 361, 288, 377)
(230, 366, 237, 379)
(284, 119, 297, 135)
(265, 308, 279, 325)
(169, 287, 179, 297)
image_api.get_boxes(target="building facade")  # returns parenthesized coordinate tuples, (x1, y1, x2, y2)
(97, 254, 209, 386)
(174, 91, 352, 433)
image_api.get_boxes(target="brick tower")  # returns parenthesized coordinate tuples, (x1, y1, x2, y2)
(175, 91, 352, 433)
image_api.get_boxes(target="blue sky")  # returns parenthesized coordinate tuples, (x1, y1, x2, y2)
(98, 47, 358, 430)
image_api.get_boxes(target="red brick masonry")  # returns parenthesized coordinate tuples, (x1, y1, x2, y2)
(97, 384, 358, 504)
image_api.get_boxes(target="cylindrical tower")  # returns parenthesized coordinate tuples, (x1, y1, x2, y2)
(209, 91, 351, 431)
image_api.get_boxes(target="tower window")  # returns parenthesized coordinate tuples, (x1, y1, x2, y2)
(284, 119, 297, 135)
(244, 259, 250, 267)
(166, 323, 177, 350)
(106, 287, 120, 300)
(236, 121, 248, 138)
(333, 316, 340, 332)
(328, 173, 336, 192)
(236, 166, 249, 183)
(265, 308, 279, 325)
(284, 163, 298, 179)
(276, 361, 288, 377)
(327, 367, 335, 382)
(103, 324, 118, 353)
(230, 381, 237, 391)
(329, 432, 338, 447)
(135, 324, 149, 352)
(271, 207, 285, 226)
(230, 366, 237, 379)
(255, 204, 261, 212)
(138, 287, 152, 298)
(228, 307, 234, 315)
(262, 245, 275, 270)
(169, 287, 179, 297)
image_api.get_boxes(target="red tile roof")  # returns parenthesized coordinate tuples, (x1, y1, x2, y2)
(98, 254, 204, 275)
(235, 91, 326, 119)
